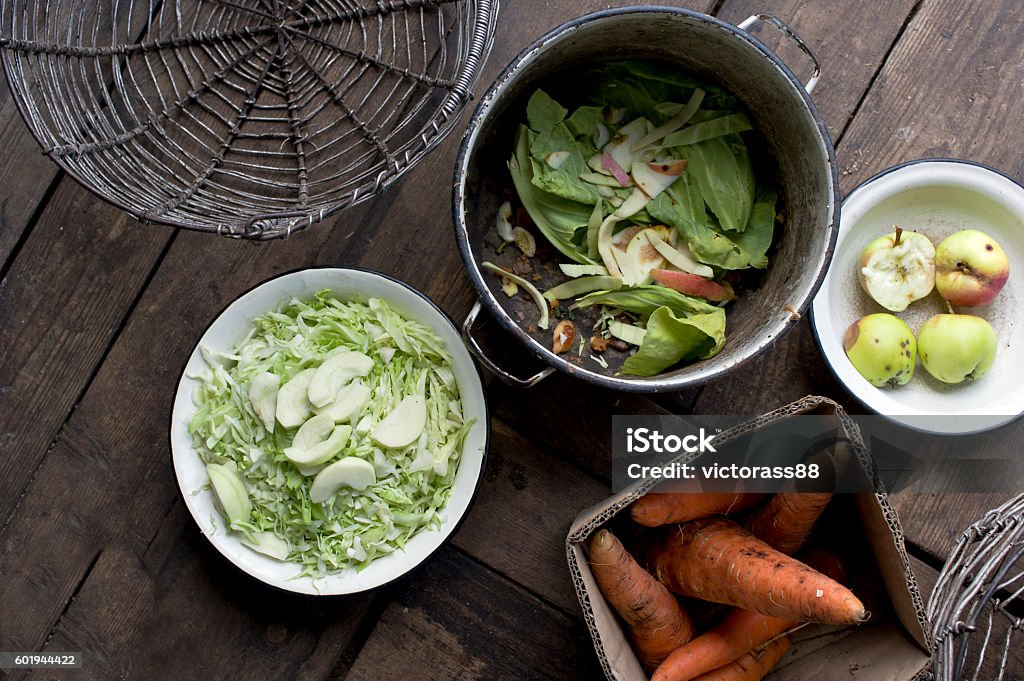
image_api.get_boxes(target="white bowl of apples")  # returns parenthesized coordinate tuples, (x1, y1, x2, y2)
(811, 159, 1024, 434)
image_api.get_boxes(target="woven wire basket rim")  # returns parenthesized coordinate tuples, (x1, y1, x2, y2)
(0, 0, 499, 239)
(928, 492, 1024, 681)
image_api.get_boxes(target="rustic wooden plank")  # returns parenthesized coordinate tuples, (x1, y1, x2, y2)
(344, 548, 602, 681)
(891, 493, 1006, 561)
(490, 373, 675, 480)
(450, 418, 609, 612)
(0, 182, 171, 526)
(0, 85, 62, 261)
(835, 0, 1024, 192)
(692, 0, 921, 418)
(32, 503, 376, 681)
(715, 0, 919, 141)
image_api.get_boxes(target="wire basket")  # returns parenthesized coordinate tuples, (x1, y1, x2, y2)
(929, 493, 1024, 681)
(0, 0, 497, 239)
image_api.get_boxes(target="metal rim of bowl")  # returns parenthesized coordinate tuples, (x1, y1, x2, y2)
(167, 265, 491, 594)
(809, 157, 1024, 436)
(452, 5, 840, 393)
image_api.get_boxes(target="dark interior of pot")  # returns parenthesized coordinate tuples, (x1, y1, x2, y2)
(458, 9, 837, 389)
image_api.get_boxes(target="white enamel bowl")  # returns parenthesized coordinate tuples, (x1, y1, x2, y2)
(812, 160, 1024, 434)
(170, 268, 489, 594)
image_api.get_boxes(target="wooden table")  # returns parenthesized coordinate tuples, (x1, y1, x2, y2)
(1, 1, 1022, 678)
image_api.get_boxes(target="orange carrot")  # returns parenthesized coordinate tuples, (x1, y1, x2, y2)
(745, 491, 833, 555)
(648, 517, 866, 625)
(630, 491, 765, 527)
(651, 609, 795, 681)
(589, 529, 696, 670)
(800, 547, 848, 584)
(690, 637, 790, 681)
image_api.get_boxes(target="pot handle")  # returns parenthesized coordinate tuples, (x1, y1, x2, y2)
(738, 14, 822, 94)
(462, 301, 555, 388)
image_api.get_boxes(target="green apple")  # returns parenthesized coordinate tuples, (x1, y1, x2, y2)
(917, 314, 997, 383)
(934, 230, 1009, 307)
(843, 313, 916, 387)
(859, 227, 935, 312)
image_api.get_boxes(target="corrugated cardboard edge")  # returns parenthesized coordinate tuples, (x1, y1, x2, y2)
(566, 396, 932, 681)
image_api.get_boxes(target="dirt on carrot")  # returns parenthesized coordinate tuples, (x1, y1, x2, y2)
(589, 529, 696, 670)
(647, 517, 867, 625)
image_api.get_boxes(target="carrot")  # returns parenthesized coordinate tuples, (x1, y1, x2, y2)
(630, 491, 765, 527)
(651, 609, 795, 681)
(589, 529, 696, 670)
(799, 547, 848, 584)
(648, 517, 866, 625)
(745, 491, 833, 555)
(690, 636, 790, 681)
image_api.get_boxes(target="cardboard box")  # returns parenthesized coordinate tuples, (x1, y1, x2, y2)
(566, 396, 932, 680)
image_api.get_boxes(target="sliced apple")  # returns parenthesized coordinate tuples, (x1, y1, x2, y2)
(631, 88, 705, 150)
(248, 372, 279, 433)
(543, 275, 622, 301)
(597, 214, 624, 278)
(602, 150, 631, 187)
(545, 150, 570, 169)
(618, 229, 667, 286)
(608, 320, 647, 346)
(631, 160, 688, 201)
(611, 225, 645, 250)
(317, 380, 372, 424)
(371, 395, 427, 449)
(309, 457, 377, 503)
(559, 263, 610, 278)
(284, 424, 351, 467)
(579, 171, 626, 187)
(613, 187, 651, 219)
(512, 227, 536, 257)
(275, 367, 316, 429)
(645, 231, 715, 278)
(290, 413, 335, 451)
(241, 531, 289, 561)
(206, 463, 251, 527)
(308, 351, 373, 408)
(587, 153, 611, 175)
(495, 200, 515, 242)
(604, 117, 649, 178)
(603, 105, 625, 126)
(653, 269, 735, 302)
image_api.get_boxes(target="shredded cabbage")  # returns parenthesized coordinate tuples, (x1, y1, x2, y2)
(189, 290, 473, 576)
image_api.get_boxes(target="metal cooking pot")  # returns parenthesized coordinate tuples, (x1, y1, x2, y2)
(453, 7, 839, 392)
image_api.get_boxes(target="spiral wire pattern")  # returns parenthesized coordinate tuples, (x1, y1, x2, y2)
(1, 0, 497, 238)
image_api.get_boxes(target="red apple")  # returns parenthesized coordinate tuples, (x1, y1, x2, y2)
(652, 269, 734, 302)
(934, 229, 1009, 307)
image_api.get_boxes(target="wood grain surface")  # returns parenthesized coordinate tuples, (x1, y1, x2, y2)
(1, 1, 1023, 679)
